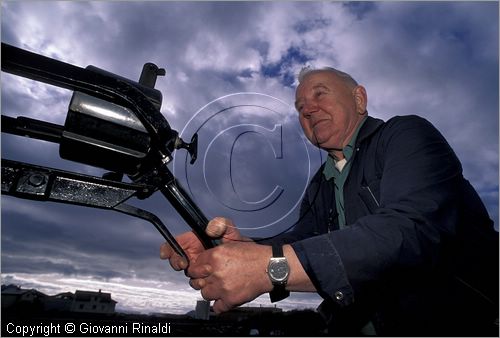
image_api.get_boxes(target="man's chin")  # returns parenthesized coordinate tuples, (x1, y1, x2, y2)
(308, 133, 342, 151)
(315, 143, 342, 154)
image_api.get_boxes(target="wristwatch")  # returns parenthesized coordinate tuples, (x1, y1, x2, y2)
(267, 243, 290, 302)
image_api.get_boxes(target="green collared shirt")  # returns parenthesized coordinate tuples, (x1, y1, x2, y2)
(323, 117, 367, 228)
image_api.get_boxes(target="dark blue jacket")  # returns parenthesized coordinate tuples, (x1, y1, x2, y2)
(269, 115, 498, 335)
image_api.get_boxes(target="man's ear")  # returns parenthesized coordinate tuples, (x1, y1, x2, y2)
(353, 85, 368, 114)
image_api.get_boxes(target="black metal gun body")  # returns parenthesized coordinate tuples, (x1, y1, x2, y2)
(1, 42, 216, 263)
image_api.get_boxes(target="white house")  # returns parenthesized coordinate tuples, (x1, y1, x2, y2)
(70, 289, 116, 314)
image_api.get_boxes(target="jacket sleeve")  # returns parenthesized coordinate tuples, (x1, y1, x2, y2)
(291, 116, 467, 306)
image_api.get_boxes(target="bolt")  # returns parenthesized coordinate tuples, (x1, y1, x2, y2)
(28, 173, 46, 187)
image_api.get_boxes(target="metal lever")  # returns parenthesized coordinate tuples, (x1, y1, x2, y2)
(175, 133, 198, 164)
(114, 204, 188, 263)
(139, 63, 166, 89)
(1, 115, 63, 144)
(1, 159, 188, 260)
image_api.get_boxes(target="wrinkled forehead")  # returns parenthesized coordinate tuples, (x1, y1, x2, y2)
(295, 71, 343, 97)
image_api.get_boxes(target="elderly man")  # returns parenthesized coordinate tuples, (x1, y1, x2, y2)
(161, 67, 498, 335)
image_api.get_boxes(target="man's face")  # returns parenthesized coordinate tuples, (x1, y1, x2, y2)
(295, 71, 366, 154)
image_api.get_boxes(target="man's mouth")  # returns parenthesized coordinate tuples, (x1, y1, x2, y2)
(312, 119, 330, 129)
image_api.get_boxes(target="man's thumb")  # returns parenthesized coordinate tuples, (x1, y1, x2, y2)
(206, 217, 242, 242)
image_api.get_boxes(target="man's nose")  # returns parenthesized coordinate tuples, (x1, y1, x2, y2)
(302, 101, 319, 117)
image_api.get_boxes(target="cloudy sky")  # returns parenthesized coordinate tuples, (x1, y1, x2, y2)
(1, 1, 498, 315)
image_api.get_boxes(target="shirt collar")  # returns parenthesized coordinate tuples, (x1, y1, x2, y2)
(341, 116, 367, 162)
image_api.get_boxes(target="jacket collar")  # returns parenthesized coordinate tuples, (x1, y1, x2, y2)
(355, 115, 384, 147)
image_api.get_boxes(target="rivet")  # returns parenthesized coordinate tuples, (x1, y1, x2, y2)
(28, 174, 46, 187)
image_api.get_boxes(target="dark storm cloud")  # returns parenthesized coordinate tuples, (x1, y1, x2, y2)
(1, 192, 194, 292)
(342, 2, 377, 20)
(2, 198, 160, 262)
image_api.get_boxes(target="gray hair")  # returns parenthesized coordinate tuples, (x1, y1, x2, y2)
(297, 66, 358, 89)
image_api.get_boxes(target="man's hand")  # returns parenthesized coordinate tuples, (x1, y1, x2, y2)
(159, 217, 247, 271)
(162, 217, 315, 314)
(187, 240, 273, 314)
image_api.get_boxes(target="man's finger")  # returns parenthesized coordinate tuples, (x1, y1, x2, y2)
(206, 217, 230, 237)
(160, 242, 188, 271)
(159, 242, 174, 259)
(213, 299, 233, 314)
(189, 278, 206, 290)
(170, 256, 188, 271)
(187, 263, 212, 279)
(206, 217, 242, 243)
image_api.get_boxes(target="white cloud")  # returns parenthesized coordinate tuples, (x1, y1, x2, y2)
(185, 32, 261, 72)
(2, 272, 321, 314)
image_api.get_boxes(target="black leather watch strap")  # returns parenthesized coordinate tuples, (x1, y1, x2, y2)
(272, 242, 284, 257)
(269, 243, 290, 303)
(270, 284, 290, 303)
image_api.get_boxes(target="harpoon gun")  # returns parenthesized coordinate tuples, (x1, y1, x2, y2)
(1, 42, 217, 264)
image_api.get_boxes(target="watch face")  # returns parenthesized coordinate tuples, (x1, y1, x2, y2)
(269, 259, 289, 283)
